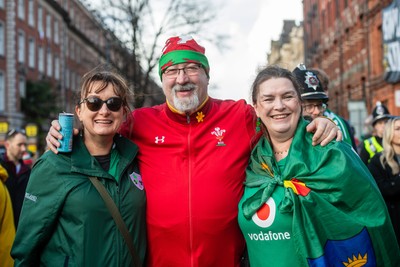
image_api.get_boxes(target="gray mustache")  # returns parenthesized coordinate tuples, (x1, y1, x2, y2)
(173, 83, 196, 92)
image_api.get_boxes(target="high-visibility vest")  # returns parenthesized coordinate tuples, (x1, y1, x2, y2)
(363, 136, 383, 162)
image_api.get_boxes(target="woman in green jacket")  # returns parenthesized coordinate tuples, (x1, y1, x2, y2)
(11, 65, 146, 266)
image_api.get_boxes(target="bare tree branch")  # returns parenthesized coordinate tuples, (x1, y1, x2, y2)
(95, 0, 228, 107)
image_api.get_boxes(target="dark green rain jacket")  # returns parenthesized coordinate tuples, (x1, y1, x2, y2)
(11, 134, 146, 266)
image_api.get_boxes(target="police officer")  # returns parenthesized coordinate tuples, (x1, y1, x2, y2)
(358, 102, 392, 165)
(310, 68, 357, 150)
(293, 65, 356, 149)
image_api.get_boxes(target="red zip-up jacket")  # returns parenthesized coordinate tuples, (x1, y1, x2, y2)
(120, 98, 257, 267)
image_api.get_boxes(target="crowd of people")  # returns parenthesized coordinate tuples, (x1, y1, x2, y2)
(0, 35, 399, 266)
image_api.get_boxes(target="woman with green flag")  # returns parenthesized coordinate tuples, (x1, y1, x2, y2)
(238, 65, 400, 266)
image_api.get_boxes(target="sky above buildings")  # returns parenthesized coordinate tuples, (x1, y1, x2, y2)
(205, 0, 303, 102)
(87, 0, 303, 102)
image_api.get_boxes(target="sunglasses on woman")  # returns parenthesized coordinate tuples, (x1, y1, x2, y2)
(79, 96, 123, 112)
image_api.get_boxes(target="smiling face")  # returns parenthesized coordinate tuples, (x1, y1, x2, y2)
(76, 81, 125, 142)
(161, 63, 209, 114)
(254, 77, 301, 141)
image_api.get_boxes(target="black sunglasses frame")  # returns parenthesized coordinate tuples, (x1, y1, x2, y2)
(79, 96, 123, 112)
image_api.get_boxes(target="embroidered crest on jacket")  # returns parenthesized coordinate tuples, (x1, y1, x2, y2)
(211, 127, 226, 146)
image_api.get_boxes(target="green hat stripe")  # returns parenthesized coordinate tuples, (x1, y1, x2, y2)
(159, 50, 209, 79)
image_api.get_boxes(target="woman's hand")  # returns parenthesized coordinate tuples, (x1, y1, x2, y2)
(45, 120, 79, 154)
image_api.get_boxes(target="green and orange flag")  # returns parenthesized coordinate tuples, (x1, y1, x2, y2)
(242, 118, 400, 266)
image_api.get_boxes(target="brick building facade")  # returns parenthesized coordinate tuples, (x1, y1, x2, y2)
(303, 0, 399, 138)
(0, 0, 163, 135)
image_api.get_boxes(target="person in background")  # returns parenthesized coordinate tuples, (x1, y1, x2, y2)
(292, 64, 356, 150)
(45, 36, 340, 266)
(310, 67, 357, 150)
(11, 65, 146, 266)
(368, 117, 400, 246)
(0, 129, 30, 228)
(0, 164, 15, 267)
(238, 65, 400, 266)
(358, 101, 392, 165)
(292, 64, 329, 121)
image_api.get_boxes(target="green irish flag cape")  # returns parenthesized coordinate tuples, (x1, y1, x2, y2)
(242, 119, 400, 266)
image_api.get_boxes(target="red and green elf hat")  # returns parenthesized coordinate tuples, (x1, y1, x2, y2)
(159, 35, 210, 80)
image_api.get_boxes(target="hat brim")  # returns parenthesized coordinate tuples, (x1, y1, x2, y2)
(372, 115, 391, 125)
(301, 92, 329, 100)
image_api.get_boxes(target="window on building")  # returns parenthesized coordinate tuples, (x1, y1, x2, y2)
(18, 31, 25, 63)
(46, 14, 51, 40)
(18, 0, 25, 20)
(71, 71, 75, 91)
(0, 22, 4, 56)
(54, 19, 59, 44)
(65, 68, 70, 88)
(28, 0, 34, 26)
(55, 55, 60, 80)
(47, 48, 52, 77)
(70, 40, 75, 61)
(70, 8, 74, 22)
(0, 0, 4, 10)
(76, 44, 81, 63)
(28, 38, 35, 68)
(19, 77, 26, 98)
(38, 46, 44, 73)
(38, 6, 44, 38)
(0, 72, 4, 112)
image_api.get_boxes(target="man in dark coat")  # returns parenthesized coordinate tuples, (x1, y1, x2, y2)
(1, 129, 31, 227)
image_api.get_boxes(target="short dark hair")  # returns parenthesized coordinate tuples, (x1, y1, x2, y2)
(5, 128, 26, 141)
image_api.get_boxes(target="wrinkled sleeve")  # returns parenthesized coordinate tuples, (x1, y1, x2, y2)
(11, 156, 66, 266)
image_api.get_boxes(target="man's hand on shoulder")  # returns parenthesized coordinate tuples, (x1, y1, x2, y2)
(306, 117, 343, 146)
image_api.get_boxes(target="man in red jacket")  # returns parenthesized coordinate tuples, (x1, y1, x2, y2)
(46, 36, 340, 267)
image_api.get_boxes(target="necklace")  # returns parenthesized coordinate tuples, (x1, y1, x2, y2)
(274, 150, 288, 155)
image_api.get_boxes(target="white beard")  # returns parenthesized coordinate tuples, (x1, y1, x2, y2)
(172, 84, 200, 113)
